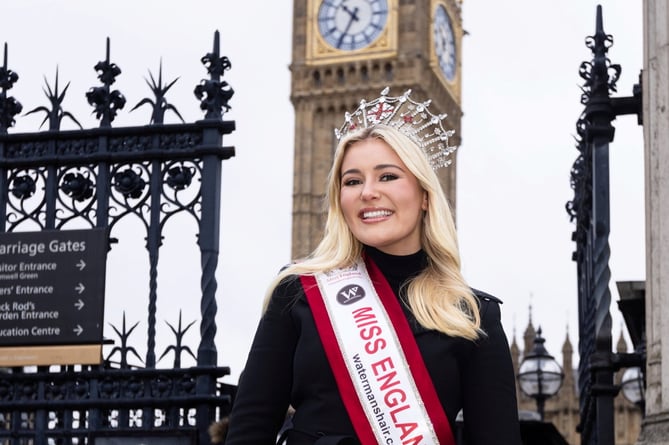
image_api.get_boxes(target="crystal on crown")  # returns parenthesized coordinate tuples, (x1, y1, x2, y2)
(334, 87, 457, 170)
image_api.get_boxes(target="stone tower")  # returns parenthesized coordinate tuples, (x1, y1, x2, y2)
(290, 0, 464, 258)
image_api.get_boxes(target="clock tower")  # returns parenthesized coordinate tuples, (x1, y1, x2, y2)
(290, 0, 464, 258)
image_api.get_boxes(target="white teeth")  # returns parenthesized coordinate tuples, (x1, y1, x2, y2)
(363, 210, 392, 219)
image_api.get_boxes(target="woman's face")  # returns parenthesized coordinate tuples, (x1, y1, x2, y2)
(339, 137, 427, 255)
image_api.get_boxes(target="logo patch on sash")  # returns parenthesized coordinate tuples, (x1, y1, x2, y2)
(337, 284, 365, 305)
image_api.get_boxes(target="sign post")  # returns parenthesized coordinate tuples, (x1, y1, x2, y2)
(0, 228, 108, 366)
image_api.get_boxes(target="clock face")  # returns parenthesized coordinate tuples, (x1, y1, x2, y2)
(317, 0, 389, 51)
(433, 4, 457, 82)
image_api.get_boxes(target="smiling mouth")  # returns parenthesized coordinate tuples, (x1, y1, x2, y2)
(362, 209, 393, 219)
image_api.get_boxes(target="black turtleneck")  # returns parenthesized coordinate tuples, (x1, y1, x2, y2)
(224, 248, 521, 445)
(364, 245, 427, 292)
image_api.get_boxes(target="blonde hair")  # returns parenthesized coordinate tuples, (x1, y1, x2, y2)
(264, 124, 482, 340)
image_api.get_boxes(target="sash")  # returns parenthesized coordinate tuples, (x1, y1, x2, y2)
(301, 256, 455, 445)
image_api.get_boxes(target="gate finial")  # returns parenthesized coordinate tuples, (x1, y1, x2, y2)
(194, 30, 234, 120)
(0, 42, 23, 134)
(25, 68, 83, 130)
(86, 37, 126, 128)
(131, 60, 184, 125)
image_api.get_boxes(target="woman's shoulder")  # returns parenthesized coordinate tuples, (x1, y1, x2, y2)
(470, 288, 504, 325)
(258, 274, 308, 324)
(274, 272, 304, 296)
(471, 288, 503, 305)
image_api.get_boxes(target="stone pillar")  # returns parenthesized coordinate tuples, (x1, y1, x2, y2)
(638, 1, 669, 443)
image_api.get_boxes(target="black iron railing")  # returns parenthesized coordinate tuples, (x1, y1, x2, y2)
(567, 6, 643, 445)
(0, 30, 235, 445)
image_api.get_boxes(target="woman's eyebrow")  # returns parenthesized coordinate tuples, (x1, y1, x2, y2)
(341, 164, 404, 177)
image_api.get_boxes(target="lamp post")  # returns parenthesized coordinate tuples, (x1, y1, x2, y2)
(518, 327, 564, 420)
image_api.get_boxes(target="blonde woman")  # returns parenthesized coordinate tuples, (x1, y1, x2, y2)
(224, 89, 521, 445)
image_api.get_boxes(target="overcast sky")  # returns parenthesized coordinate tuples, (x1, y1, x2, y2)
(1, 1, 644, 384)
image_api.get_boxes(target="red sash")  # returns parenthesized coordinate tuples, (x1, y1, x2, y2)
(301, 255, 455, 445)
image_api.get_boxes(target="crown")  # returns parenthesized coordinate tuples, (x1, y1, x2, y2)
(334, 87, 457, 170)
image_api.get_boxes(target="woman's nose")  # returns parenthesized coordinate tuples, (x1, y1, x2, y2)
(360, 182, 380, 200)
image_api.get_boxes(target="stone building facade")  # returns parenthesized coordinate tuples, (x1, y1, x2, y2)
(639, 1, 669, 443)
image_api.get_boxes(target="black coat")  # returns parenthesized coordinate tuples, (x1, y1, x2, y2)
(224, 248, 522, 445)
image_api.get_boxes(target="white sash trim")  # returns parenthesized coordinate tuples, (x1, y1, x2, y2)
(315, 259, 440, 445)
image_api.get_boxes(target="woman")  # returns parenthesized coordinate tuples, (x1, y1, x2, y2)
(224, 89, 521, 445)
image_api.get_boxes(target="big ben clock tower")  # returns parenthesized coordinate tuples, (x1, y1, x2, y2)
(290, 0, 464, 258)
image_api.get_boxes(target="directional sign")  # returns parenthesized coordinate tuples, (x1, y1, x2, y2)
(0, 228, 108, 347)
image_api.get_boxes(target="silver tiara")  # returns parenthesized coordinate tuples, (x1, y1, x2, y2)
(334, 87, 457, 170)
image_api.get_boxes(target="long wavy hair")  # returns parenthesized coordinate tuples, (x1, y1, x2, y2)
(264, 124, 481, 340)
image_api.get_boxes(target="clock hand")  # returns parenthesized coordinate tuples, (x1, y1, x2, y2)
(436, 27, 446, 52)
(341, 3, 358, 19)
(337, 6, 360, 48)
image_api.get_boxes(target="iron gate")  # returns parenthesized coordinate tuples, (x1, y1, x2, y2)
(0, 31, 235, 444)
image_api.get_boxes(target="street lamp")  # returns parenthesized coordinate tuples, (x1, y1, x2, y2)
(616, 280, 646, 414)
(621, 366, 645, 412)
(518, 327, 564, 420)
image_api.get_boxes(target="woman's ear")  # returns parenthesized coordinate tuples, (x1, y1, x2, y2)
(422, 191, 429, 211)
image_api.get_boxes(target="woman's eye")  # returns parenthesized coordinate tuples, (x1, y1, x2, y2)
(343, 178, 362, 186)
(380, 173, 398, 182)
